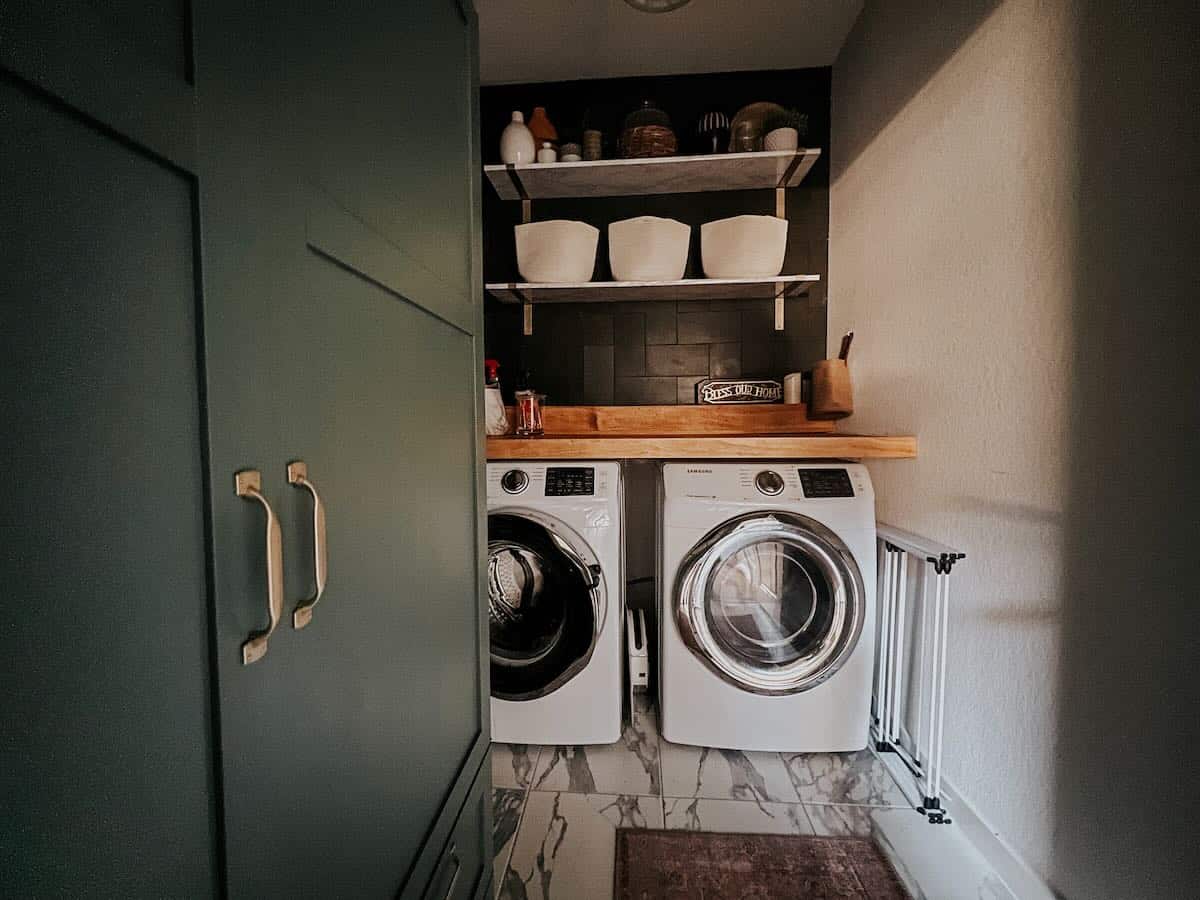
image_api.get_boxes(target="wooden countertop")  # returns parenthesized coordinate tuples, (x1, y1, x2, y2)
(485, 406, 916, 460)
(486, 433, 917, 460)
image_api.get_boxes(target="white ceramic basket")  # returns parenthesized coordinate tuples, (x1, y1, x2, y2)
(515, 220, 599, 283)
(608, 216, 691, 282)
(700, 215, 788, 279)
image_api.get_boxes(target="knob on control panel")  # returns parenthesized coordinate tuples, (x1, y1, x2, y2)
(500, 469, 529, 494)
(755, 469, 785, 496)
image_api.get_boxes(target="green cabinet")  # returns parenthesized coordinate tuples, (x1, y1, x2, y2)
(0, 2, 488, 897)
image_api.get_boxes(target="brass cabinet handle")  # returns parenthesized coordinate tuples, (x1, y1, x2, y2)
(288, 461, 327, 630)
(236, 470, 284, 665)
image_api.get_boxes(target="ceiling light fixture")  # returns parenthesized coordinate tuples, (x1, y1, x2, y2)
(622, 0, 693, 12)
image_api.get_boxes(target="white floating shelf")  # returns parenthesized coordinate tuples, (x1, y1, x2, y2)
(484, 148, 821, 201)
(485, 275, 820, 305)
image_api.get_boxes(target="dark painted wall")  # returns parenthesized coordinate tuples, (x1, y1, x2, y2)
(481, 68, 831, 404)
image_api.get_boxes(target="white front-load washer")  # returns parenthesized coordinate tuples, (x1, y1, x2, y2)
(487, 461, 623, 745)
(658, 462, 876, 752)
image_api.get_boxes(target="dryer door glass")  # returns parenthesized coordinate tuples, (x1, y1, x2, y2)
(676, 512, 865, 695)
(488, 513, 600, 701)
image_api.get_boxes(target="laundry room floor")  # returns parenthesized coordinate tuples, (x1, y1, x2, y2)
(490, 695, 939, 899)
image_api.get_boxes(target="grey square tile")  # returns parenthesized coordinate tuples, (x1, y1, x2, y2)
(804, 802, 879, 837)
(677, 310, 741, 344)
(645, 344, 708, 376)
(780, 750, 909, 807)
(710, 342, 741, 378)
(663, 797, 814, 835)
(676, 376, 703, 404)
(491, 743, 540, 790)
(578, 311, 613, 345)
(659, 742, 795, 803)
(614, 376, 677, 404)
(582, 345, 614, 403)
(613, 314, 646, 376)
(531, 707, 661, 796)
(644, 304, 677, 345)
(492, 788, 525, 895)
(675, 299, 712, 314)
(499, 792, 663, 900)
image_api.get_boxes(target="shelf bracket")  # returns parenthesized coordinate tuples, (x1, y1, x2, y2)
(776, 151, 806, 191)
(776, 187, 787, 219)
(505, 164, 532, 224)
(774, 284, 786, 331)
(516, 288, 533, 336)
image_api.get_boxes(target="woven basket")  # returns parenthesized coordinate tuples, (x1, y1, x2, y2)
(619, 125, 677, 159)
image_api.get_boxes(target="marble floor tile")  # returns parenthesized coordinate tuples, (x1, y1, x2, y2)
(659, 741, 795, 803)
(491, 788, 525, 897)
(498, 792, 663, 900)
(491, 743, 539, 791)
(531, 708, 661, 796)
(804, 802, 879, 837)
(780, 750, 909, 806)
(663, 796, 815, 835)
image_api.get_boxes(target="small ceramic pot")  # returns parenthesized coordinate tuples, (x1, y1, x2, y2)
(536, 142, 557, 164)
(764, 126, 799, 151)
(500, 111, 536, 164)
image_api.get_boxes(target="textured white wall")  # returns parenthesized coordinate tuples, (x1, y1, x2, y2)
(829, 0, 1078, 881)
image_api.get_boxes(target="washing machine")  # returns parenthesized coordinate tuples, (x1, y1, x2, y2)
(658, 462, 876, 752)
(487, 461, 623, 745)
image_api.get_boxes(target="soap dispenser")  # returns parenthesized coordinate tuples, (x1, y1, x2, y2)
(484, 359, 509, 435)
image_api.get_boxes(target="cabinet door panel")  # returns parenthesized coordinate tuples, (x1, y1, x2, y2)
(194, 2, 484, 896)
(0, 78, 217, 897)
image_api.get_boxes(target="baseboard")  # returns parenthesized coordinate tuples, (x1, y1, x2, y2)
(938, 777, 1057, 900)
(874, 749, 1056, 900)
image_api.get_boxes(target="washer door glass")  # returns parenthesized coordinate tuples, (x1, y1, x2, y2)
(676, 512, 864, 695)
(488, 513, 599, 701)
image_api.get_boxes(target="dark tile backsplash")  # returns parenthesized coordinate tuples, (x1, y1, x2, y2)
(482, 68, 831, 405)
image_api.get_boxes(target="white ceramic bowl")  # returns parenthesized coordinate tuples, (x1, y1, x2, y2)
(764, 126, 799, 151)
(700, 215, 788, 279)
(608, 216, 690, 282)
(515, 220, 599, 283)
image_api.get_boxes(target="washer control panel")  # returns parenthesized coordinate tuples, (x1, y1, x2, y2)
(797, 468, 855, 498)
(500, 469, 529, 494)
(544, 466, 595, 496)
(754, 469, 785, 496)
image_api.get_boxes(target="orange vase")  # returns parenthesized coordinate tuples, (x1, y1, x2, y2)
(528, 107, 558, 147)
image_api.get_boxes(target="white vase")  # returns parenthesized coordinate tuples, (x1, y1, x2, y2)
(764, 126, 799, 152)
(500, 111, 536, 164)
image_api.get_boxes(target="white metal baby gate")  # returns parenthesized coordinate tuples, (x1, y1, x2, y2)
(872, 523, 965, 824)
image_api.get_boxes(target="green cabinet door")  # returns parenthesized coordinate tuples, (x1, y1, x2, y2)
(192, 2, 486, 896)
(0, 4, 219, 896)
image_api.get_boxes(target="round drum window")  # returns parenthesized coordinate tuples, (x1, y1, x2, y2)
(675, 512, 864, 695)
(706, 539, 836, 667)
(488, 513, 601, 701)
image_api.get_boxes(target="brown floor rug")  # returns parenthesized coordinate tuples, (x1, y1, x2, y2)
(614, 829, 910, 899)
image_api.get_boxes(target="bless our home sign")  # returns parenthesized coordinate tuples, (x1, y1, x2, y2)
(696, 379, 783, 404)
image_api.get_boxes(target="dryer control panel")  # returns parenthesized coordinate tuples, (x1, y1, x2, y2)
(544, 466, 595, 496)
(797, 468, 855, 498)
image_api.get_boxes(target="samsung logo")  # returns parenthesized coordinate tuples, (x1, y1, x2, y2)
(685, 468, 713, 474)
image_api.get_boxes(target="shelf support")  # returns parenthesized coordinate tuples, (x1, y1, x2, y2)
(521, 297, 533, 336)
(774, 283, 786, 331)
(776, 151, 806, 191)
(505, 164, 532, 224)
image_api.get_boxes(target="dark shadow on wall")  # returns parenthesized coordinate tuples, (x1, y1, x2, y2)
(831, 0, 1001, 183)
(1050, 3, 1200, 898)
